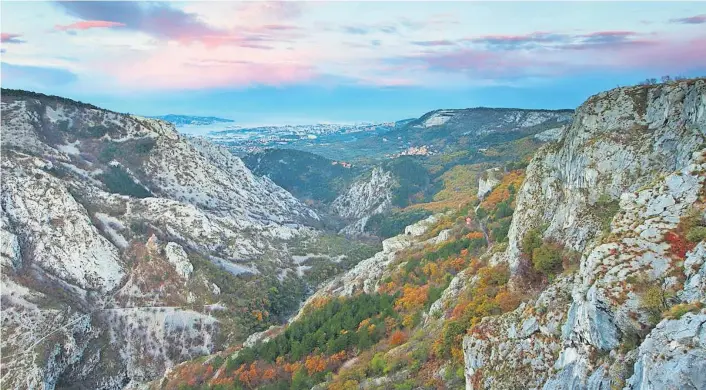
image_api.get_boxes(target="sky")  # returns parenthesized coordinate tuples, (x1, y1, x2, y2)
(2, 1, 706, 125)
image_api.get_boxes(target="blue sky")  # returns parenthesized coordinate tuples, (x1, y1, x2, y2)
(2, 1, 706, 124)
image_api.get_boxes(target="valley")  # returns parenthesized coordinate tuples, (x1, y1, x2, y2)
(1, 78, 705, 390)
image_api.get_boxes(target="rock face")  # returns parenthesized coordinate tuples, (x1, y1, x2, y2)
(626, 313, 706, 390)
(164, 242, 193, 280)
(0, 91, 322, 389)
(330, 167, 395, 234)
(464, 79, 706, 389)
(477, 168, 502, 199)
(504, 80, 705, 269)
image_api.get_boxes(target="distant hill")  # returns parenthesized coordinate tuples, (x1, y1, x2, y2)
(149, 114, 234, 126)
(357, 107, 574, 156)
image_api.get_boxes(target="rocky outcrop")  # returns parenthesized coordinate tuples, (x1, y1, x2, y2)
(463, 276, 574, 389)
(477, 168, 502, 199)
(503, 79, 706, 270)
(330, 167, 395, 234)
(2, 154, 125, 292)
(626, 313, 706, 390)
(464, 79, 706, 389)
(164, 242, 193, 280)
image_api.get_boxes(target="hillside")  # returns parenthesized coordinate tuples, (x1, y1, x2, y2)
(347, 107, 573, 160)
(242, 149, 362, 207)
(154, 78, 706, 390)
(0, 90, 380, 389)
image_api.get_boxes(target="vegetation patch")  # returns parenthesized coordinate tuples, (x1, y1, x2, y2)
(99, 165, 152, 198)
(364, 209, 432, 238)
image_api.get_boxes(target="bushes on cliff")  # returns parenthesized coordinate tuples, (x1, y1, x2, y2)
(521, 228, 544, 256)
(532, 243, 563, 276)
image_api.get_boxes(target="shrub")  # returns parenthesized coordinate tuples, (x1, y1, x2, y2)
(686, 226, 706, 243)
(394, 380, 415, 390)
(134, 137, 157, 154)
(640, 285, 667, 323)
(595, 194, 620, 232)
(521, 228, 543, 256)
(665, 231, 695, 258)
(369, 353, 387, 376)
(495, 289, 522, 312)
(532, 243, 563, 276)
(364, 209, 431, 238)
(662, 302, 703, 320)
(98, 143, 119, 163)
(390, 330, 407, 346)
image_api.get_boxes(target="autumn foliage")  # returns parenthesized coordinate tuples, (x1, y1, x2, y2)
(480, 170, 525, 209)
(395, 284, 430, 311)
(304, 354, 327, 375)
(390, 330, 408, 346)
(665, 231, 695, 259)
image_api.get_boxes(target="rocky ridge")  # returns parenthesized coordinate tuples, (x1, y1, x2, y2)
(464, 79, 706, 389)
(0, 90, 328, 389)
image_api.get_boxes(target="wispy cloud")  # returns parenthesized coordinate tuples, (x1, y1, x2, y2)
(342, 24, 397, 35)
(55, 20, 126, 31)
(397, 31, 705, 81)
(670, 14, 706, 24)
(463, 32, 570, 50)
(1, 33, 25, 44)
(461, 30, 650, 52)
(54, 1, 299, 48)
(411, 40, 455, 47)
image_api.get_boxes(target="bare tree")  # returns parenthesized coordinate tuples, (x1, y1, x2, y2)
(661, 75, 671, 83)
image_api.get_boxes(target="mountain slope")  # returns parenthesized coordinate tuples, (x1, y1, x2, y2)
(352, 107, 573, 157)
(242, 148, 362, 207)
(471, 77, 706, 390)
(0, 90, 376, 389)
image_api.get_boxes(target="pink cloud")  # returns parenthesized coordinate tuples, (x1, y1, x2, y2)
(1, 33, 25, 43)
(56, 2, 304, 48)
(101, 44, 318, 90)
(604, 36, 706, 71)
(398, 31, 706, 81)
(55, 20, 126, 31)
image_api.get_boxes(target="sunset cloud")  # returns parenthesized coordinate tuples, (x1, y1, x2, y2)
(54, 20, 125, 31)
(1, 33, 25, 44)
(3, 1, 705, 122)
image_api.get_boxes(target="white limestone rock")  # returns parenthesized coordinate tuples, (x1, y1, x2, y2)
(477, 168, 502, 199)
(163, 242, 193, 280)
(331, 167, 395, 234)
(626, 313, 706, 390)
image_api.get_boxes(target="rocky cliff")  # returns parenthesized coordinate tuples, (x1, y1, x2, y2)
(330, 167, 396, 235)
(464, 79, 706, 389)
(0, 90, 326, 389)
